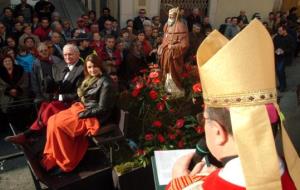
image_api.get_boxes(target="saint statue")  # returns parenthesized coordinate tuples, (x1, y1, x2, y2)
(158, 7, 189, 98)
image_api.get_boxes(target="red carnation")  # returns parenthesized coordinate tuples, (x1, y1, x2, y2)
(168, 133, 176, 140)
(149, 71, 159, 78)
(180, 72, 189, 78)
(152, 78, 161, 84)
(195, 126, 205, 134)
(136, 149, 145, 156)
(135, 82, 144, 90)
(192, 83, 202, 93)
(176, 119, 185, 128)
(152, 120, 162, 128)
(139, 69, 148, 73)
(149, 90, 158, 100)
(157, 134, 165, 143)
(145, 133, 153, 141)
(131, 88, 141, 97)
(156, 102, 165, 112)
(177, 139, 185, 148)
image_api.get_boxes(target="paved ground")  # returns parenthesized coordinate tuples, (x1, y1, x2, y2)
(1, 57, 300, 189)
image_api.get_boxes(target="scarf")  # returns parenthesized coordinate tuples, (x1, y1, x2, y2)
(77, 76, 99, 103)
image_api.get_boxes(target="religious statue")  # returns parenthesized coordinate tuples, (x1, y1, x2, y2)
(158, 7, 189, 98)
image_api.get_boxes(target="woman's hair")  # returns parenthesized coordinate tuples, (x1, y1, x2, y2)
(1, 54, 15, 65)
(83, 54, 105, 77)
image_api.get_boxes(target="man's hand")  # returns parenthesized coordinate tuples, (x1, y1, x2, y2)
(172, 152, 217, 179)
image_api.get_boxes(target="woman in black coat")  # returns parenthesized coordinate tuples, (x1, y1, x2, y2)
(41, 54, 117, 172)
(0, 55, 32, 129)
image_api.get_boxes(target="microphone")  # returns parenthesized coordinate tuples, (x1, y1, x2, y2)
(189, 138, 223, 170)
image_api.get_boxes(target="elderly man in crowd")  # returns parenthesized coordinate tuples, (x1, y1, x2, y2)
(5, 44, 84, 144)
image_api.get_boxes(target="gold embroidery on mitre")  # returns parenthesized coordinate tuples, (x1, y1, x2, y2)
(197, 19, 276, 108)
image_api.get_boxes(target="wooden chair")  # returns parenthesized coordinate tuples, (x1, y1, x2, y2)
(91, 110, 129, 164)
(20, 140, 114, 190)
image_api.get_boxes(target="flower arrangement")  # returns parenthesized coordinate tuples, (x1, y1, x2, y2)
(116, 64, 205, 174)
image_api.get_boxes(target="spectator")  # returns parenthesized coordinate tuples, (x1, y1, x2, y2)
(90, 32, 103, 56)
(88, 23, 100, 39)
(202, 16, 212, 32)
(112, 19, 120, 34)
(6, 36, 18, 52)
(14, 0, 34, 23)
(49, 21, 66, 45)
(0, 55, 32, 129)
(19, 25, 40, 48)
(51, 12, 61, 23)
(34, 17, 51, 42)
(133, 9, 150, 32)
(15, 14, 25, 25)
(187, 8, 202, 32)
(152, 16, 163, 32)
(31, 42, 63, 103)
(5, 44, 84, 145)
(224, 17, 240, 39)
(273, 25, 295, 92)
(72, 17, 89, 36)
(179, 8, 187, 27)
(76, 33, 93, 60)
(237, 10, 249, 24)
(124, 40, 147, 80)
(88, 10, 97, 25)
(16, 45, 35, 73)
(126, 19, 134, 28)
(98, 35, 121, 71)
(50, 31, 64, 59)
(24, 36, 38, 56)
(31, 14, 39, 31)
(62, 20, 73, 40)
(97, 7, 115, 31)
(219, 17, 231, 34)
(34, 0, 55, 20)
(11, 21, 24, 41)
(100, 19, 118, 38)
(0, 7, 14, 35)
(136, 30, 152, 59)
(0, 22, 7, 48)
(40, 54, 117, 173)
(266, 12, 275, 33)
(186, 23, 205, 64)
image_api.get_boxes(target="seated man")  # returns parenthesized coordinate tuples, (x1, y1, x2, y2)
(167, 20, 299, 190)
(5, 43, 84, 144)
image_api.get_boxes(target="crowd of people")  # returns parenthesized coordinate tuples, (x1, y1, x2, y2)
(0, 0, 300, 187)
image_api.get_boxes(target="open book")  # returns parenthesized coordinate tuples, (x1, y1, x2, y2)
(154, 149, 195, 185)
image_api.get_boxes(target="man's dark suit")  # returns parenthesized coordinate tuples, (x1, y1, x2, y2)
(52, 60, 84, 102)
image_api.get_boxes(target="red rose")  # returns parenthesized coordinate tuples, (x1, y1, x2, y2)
(176, 119, 185, 128)
(152, 78, 161, 84)
(145, 133, 153, 141)
(131, 76, 139, 83)
(149, 90, 158, 100)
(177, 139, 185, 148)
(153, 64, 159, 68)
(185, 64, 192, 72)
(195, 126, 205, 134)
(180, 72, 189, 78)
(168, 133, 176, 140)
(149, 71, 159, 78)
(131, 88, 141, 97)
(152, 120, 162, 128)
(136, 149, 145, 156)
(192, 83, 202, 93)
(135, 82, 144, 89)
(139, 69, 148, 73)
(156, 102, 165, 112)
(157, 134, 165, 143)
